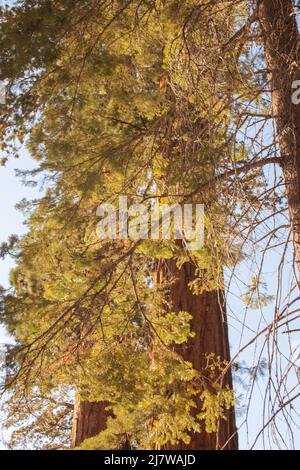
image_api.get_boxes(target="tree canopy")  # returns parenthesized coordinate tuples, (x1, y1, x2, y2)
(1, 0, 300, 450)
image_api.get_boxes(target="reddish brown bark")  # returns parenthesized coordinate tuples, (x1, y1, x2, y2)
(155, 259, 238, 450)
(258, 0, 300, 279)
(71, 259, 237, 450)
(71, 400, 112, 448)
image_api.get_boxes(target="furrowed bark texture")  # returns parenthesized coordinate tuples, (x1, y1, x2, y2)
(71, 400, 112, 448)
(71, 260, 238, 450)
(156, 259, 238, 450)
(258, 0, 300, 279)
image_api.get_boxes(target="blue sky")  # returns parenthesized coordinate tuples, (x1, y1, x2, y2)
(1, 0, 300, 450)
(1, 148, 300, 449)
(0, 149, 39, 448)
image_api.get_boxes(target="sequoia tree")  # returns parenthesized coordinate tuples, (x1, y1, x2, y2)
(257, 0, 300, 280)
(0, 0, 265, 450)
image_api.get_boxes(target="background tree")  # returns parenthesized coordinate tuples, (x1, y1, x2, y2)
(2, 0, 300, 450)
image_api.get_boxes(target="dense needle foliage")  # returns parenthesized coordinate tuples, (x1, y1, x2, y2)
(0, 0, 273, 449)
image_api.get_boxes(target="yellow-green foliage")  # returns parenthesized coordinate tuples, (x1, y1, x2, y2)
(198, 389, 236, 434)
(0, 0, 255, 449)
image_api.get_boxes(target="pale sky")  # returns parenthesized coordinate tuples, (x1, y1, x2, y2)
(1, 148, 300, 449)
(0, 0, 300, 450)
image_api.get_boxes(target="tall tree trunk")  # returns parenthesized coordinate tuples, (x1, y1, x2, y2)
(72, 260, 238, 450)
(155, 259, 238, 450)
(71, 399, 112, 448)
(258, 0, 300, 279)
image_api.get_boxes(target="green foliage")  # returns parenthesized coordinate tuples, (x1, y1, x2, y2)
(242, 276, 274, 309)
(0, 235, 19, 259)
(198, 389, 235, 434)
(2, 385, 73, 450)
(77, 354, 234, 450)
(0, 0, 259, 449)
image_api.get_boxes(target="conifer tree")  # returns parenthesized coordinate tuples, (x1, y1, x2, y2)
(0, 0, 263, 449)
(257, 0, 300, 281)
